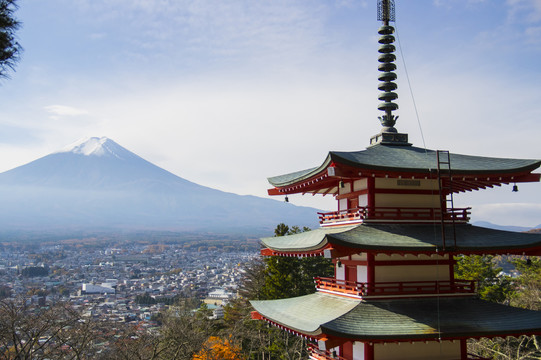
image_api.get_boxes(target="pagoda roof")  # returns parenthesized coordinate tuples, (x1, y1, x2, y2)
(251, 293, 360, 336)
(261, 223, 541, 255)
(268, 144, 540, 194)
(251, 293, 541, 341)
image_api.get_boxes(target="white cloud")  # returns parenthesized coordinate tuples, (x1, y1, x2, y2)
(44, 105, 88, 117)
(0, 0, 539, 225)
(507, 0, 541, 23)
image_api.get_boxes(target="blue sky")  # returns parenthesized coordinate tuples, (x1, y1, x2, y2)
(1, 0, 541, 227)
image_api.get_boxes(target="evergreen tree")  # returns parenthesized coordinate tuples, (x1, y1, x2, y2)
(0, 0, 21, 79)
(454, 254, 513, 303)
(456, 255, 541, 359)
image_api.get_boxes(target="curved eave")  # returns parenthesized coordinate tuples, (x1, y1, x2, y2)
(330, 146, 541, 176)
(260, 225, 357, 254)
(321, 297, 541, 341)
(260, 224, 541, 256)
(250, 293, 360, 337)
(267, 146, 541, 195)
(251, 296, 541, 342)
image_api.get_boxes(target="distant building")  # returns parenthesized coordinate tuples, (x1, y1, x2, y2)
(81, 283, 115, 294)
(203, 288, 234, 306)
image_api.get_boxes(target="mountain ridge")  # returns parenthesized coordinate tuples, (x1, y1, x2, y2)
(0, 137, 319, 238)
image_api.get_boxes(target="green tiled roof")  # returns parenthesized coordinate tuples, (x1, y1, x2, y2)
(268, 144, 541, 187)
(251, 294, 541, 340)
(250, 293, 360, 336)
(261, 225, 357, 252)
(261, 223, 541, 254)
(322, 297, 541, 340)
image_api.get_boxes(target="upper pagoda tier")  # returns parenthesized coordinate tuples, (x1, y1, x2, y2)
(260, 223, 541, 256)
(267, 144, 541, 196)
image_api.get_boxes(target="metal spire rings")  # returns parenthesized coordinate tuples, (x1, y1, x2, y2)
(377, 0, 398, 133)
(370, 0, 409, 146)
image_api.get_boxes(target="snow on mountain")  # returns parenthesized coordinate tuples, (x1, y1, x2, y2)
(0, 136, 196, 189)
(57, 136, 125, 158)
(0, 137, 319, 237)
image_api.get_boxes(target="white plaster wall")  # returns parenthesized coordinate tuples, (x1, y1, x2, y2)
(336, 264, 346, 281)
(353, 179, 367, 192)
(375, 265, 450, 282)
(359, 194, 368, 207)
(339, 198, 348, 211)
(353, 342, 365, 360)
(339, 182, 352, 195)
(374, 340, 460, 360)
(357, 265, 368, 283)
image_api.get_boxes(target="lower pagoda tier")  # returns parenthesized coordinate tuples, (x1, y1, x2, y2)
(260, 223, 541, 256)
(251, 294, 541, 356)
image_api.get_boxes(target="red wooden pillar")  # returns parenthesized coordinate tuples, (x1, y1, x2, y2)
(366, 253, 375, 295)
(364, 342, 374, 360)
(449, 255, 456, 286)
(460, 339, 467, 359)
(367, 177, 375, 218)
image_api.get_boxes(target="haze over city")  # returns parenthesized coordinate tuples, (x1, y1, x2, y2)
(1, 0, 540, 227)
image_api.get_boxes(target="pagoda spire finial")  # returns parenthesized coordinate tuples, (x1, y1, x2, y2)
(370, 0, 409, 146)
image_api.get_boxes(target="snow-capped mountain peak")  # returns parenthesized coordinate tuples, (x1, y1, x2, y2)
(57, 137, 123, 158)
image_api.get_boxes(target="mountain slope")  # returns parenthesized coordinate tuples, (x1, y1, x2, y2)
(0, 137, 319, 236)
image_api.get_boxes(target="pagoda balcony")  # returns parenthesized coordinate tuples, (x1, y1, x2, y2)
(318, 206, 471, 226)
(308, 344, 348, 360)
(308, 344, 491, 360)
(314, 277, 477, 298)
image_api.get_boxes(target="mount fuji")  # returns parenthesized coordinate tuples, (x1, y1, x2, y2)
(0, 137, 319, 238)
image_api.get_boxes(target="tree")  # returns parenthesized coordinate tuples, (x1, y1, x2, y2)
(0, 299, 88, 359)
(510, 257, 541, 311)
(454, 254, 513, 303)
(0, 0, 21, 79)
(225, 224, 333, 359)
(192, 336, 243, 360)
(456, 255, 541, 359)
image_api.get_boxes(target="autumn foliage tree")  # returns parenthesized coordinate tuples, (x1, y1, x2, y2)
(193, 336, 243, 360)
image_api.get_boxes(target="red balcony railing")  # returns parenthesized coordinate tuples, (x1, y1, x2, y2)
(308, 344, 347, 360)
(314, 277, 476, 298)
(318, 206, 471, 226)
(309, 344, 491, 360)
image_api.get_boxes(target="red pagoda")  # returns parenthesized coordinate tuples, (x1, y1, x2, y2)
(250, 1, 541, 359)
